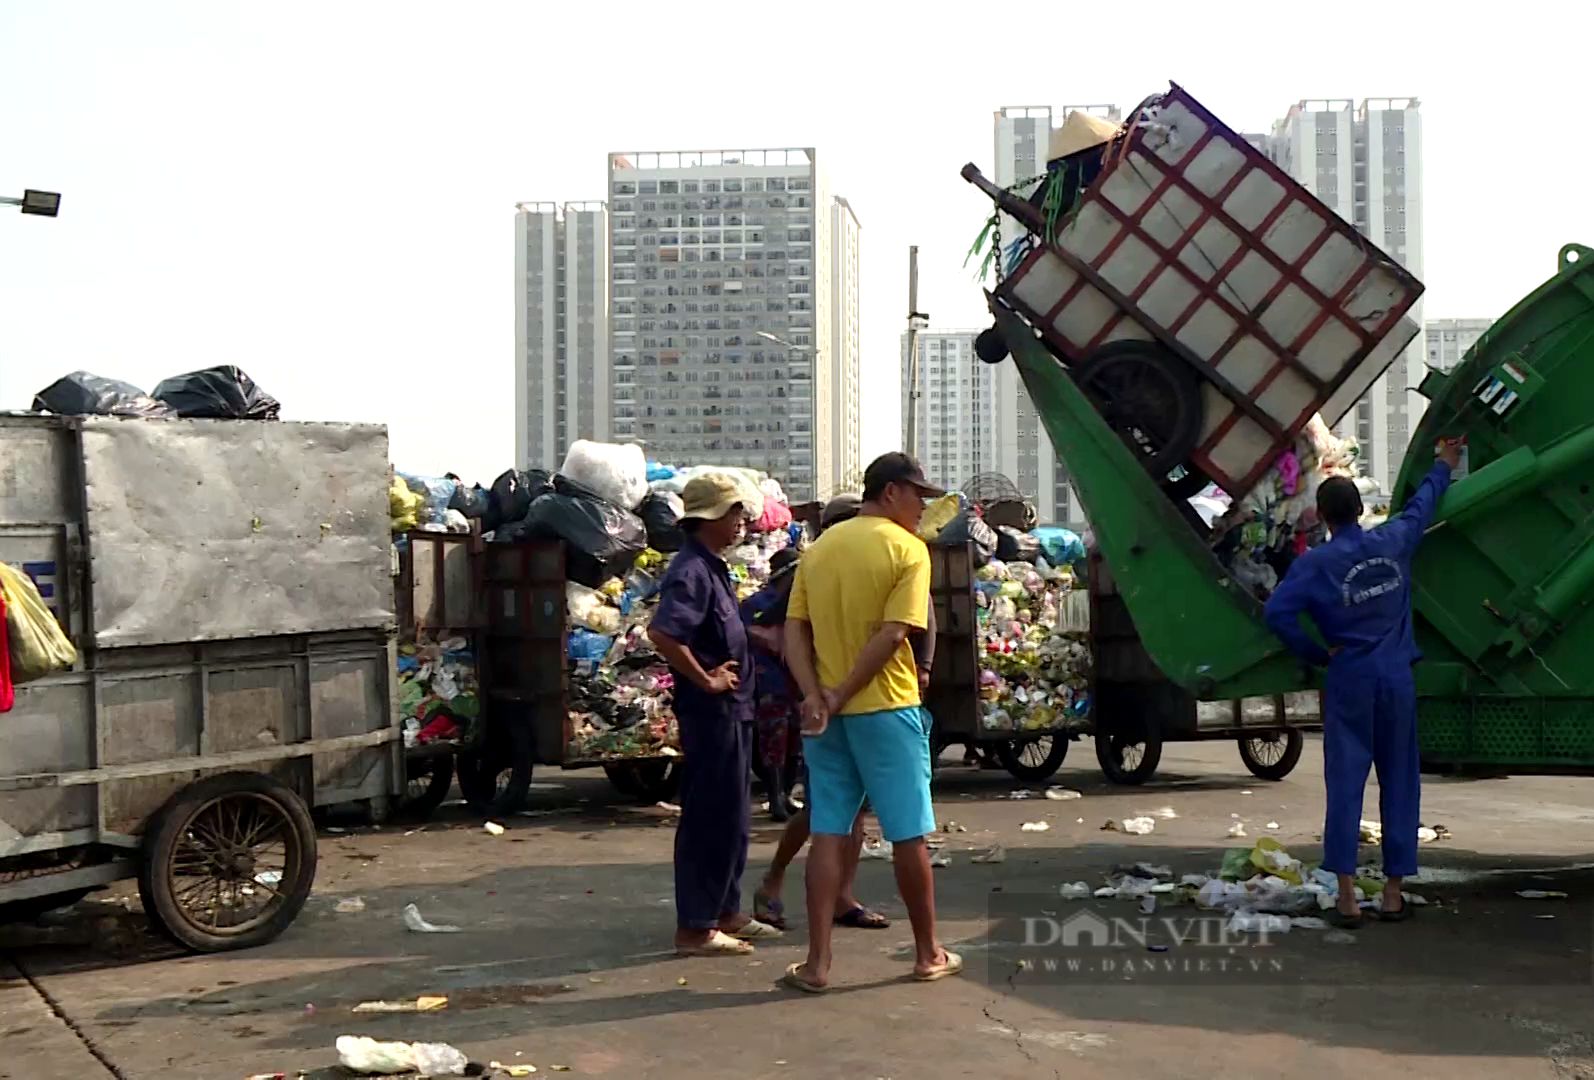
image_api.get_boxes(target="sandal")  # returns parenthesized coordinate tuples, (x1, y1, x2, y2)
(914, 949, 963, 983)
(676, 930, 755, 957)
(1378, 902, 1414, 923)
(779, 962, 829, 995)
(1325, 908, 1364, 930)
(753, 892, 787, 930)
(834, 906, 891, 929)
(729, 917, 783, 941)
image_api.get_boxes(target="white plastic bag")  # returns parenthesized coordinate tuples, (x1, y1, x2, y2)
(566, 582, 621, 634)
(560, 440, 649, 509)
(336, 1035, 468, 1076)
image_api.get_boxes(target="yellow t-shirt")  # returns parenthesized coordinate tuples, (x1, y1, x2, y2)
(787, 515, 931, 715)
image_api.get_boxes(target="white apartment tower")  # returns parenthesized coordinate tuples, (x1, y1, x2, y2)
(991, 104, 1119, 529)
(1267, 98, 1424, 495)
(901, 330, 997, 494)
(607, 148, 853, 503)
(514, 201, 609, 470)
(1426, 318, 1493, 372)
(830, 197, 863, 491)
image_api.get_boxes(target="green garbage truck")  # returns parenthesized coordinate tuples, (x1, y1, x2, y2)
(964, 83, 1594, 774)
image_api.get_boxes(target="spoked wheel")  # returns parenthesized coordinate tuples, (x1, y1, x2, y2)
(1095, 729, 1163, 786)
(398, 751, 455, 820)
(604, 759, 682, 803)
(994, 735, 1070, 782)
(1074, 342, 1203, 477)
(1239, 729, 1305, 781)
(138, 772, 317, 952)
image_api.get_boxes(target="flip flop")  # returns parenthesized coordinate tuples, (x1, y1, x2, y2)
(779, 962, 829, 995)
(1325, 909, 1364, 930)
(1378, 903, 1415, 923)
(676, 930, 755, 957)
(914, 949, 963, 982)
(729, 917, 783, 941)
(753, 893, 787, 930)
(833, 906, 891, 929)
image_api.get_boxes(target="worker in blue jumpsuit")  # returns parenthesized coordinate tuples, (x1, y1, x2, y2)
(1264, 439, 1461, 928)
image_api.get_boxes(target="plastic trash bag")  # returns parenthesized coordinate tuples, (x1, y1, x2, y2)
(559, 439, 649, 509)
(755, 497, 793, 535)
(638, 491, 685, 552)
(568, 628, 615, 671)
(918, 493, 966, 540)
(449, 483, 491, 520)
(567, 582, 622, 634)
(32, 371, 174, 419)
(487, 468, 552, 529)
(335, 1036, 467, 1076)
(936, 505, 998, 565)
(1031, 527, 1086, 566)
(995, 526, 1041, 563)
(398, 473, 458, 527)
(0, 562, 77, 683)
(675, 465, 765, 521)
(390, 479, 422, 533)
(510, 477, 647, 588)
(152, 365, 281, 420)
(646, 460, 678, 482)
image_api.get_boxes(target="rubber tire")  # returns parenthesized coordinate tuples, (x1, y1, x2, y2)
(1073, 341, 1204, 477)
(1095, 729, 1164, 786)
(399, 752, 455, 820)
(457, 724, 533, 816)
(994, 735, 1070, 782)
(606, 760, 681, 803)
(137, 771, 317, 953)
(1238, 728, 1305, 781)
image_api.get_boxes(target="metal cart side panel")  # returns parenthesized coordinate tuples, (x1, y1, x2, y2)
(925, 543, 981, 741)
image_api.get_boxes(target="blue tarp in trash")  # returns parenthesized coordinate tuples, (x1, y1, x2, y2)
(1031, 526, 1085, 567)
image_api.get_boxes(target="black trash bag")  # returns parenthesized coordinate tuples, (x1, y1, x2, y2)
(936, 506, 998, 566)
(637, 491, 685, 553)
(449, 483, 491, 520)
(507, 479, 648, 588)
(486, 468, 553, 530)
(32, 371, 174, 419)
(152, 365, 280, 419)
(995, 525, 1042, 564)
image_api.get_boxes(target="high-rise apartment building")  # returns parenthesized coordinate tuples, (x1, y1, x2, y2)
(1264, 98, 1424, 495)
(607, 148, 853, 503)
(1426, 317, 1493, 372)
(830, 197, 863, 490)
(900, 330, 997, 494)
(514, 201, 609, 470)
(991, 104, 1120, 529)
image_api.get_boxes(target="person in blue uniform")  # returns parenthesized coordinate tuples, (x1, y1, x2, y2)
(1264, 439, 1461, 929)
(648, 472, 782, 956)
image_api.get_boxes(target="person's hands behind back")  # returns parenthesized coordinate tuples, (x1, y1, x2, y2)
(703, 661, 739, 694)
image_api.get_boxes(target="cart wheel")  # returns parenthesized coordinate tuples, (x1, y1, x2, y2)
(1074, 341, 1203, 477)
(137, 771, 317, 953)
(1095, 730, 1163, 785)
(1238, 729, 1304, 781)
(994, 736, 1070, 782)
(399, 752, 455, 820)
(458, 720, 534, 816)
(605, 760, 681, 803)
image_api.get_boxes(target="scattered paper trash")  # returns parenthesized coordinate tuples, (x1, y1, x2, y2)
(336, 1036, 467, 1076)
(1020, 821, 1050, 833)
(1139, 896, 1156, 915)
(1059, 882, 1092, 899)
(1227, 912, 1290, 935)
(972, 845, 1007, 864)
(403, 903, 462, 933)
(1044, 788, 1082, 801)
(1290, 916, 1328, 930)
(335, 896, 366, 914)
(929, 851, 952, 868)
(1151, 806, 1178, 820)
(352, 996, 449, 1014)
(860, 838, 894, 860)
(484, 821, 506, 836)
(1227, 822, 1248, 838)
(1121, 817, 1155, 836)
(1516, 889, 1569, 899)
(1324, 930, 1358, 945)
(1266, 822, 1280, 830)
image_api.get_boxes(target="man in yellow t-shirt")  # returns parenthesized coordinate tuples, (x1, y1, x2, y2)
(780, 453, 961, 993)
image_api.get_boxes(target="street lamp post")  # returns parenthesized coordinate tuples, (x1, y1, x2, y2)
(1, 190, 62, 217)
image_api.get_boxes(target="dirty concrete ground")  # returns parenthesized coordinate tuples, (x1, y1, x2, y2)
(4, 737, 1594, 1080)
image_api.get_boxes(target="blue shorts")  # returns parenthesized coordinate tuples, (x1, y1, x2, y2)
(804, 707, 935, 844)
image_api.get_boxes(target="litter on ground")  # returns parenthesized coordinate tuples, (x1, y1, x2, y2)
(1120, 817, 1155, 835)
(334, 896, 366, 914)
(1227, 822, 1248, 838)
(1044, 787, 1082, 801)
(352, 996, 449, 1014)
(335, 1036, 468, 1077)
(972, 845, 1007, 864)
(1059, 882, 1092, 899)
(860, 838, 894, 860)
(402, 903, 462, 933)
(929, 851, 952, 868)
(1151, 806, 1178, 820)
(1020, 821, 1050, 833)
(1517, 889, 1569, 899)
(484, 821, 506, 836)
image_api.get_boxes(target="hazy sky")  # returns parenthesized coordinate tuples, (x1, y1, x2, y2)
(1, 2, 1586, 484)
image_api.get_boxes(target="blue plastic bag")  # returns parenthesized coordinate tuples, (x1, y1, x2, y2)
(1031, 527, 1085, 567)
(646, 461, 678, 482)
(398, 472, 458, 526)
(567, 629, 614, 675)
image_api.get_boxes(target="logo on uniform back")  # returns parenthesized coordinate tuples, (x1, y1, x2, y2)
(1341, 557, 1402, 606)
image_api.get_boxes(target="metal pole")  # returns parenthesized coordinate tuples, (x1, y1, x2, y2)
(905, 246, 920, 456)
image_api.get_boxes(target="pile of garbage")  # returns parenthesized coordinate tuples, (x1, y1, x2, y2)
(32, 367, 281, 420)
(397, 635, 479, 749)
(1207, 414, 1373, 599)
(1063, 837, 1429, 934)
